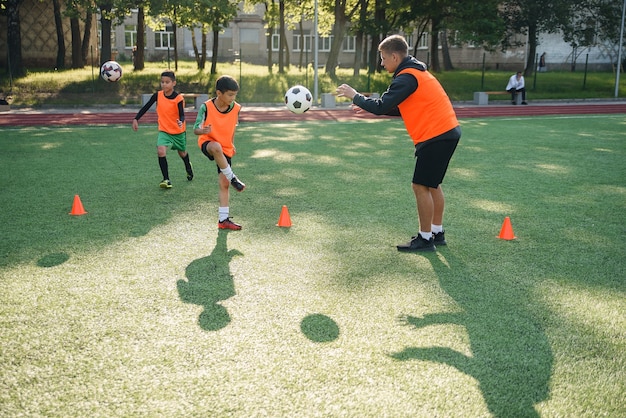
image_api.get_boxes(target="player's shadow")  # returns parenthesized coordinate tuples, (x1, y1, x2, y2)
(177, 230, 242, 331)
(390, 252, 553, 417)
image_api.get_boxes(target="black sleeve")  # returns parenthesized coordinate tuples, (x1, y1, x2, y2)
(134, 93, 157, 120)
(352, 73, 417, 116)
(178, 100, 185, 122)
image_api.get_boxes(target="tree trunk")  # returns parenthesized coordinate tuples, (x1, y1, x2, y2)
(6, 0, 25, 78)
(430, 30, 440, 72)
(525, 22, 537, 77)
(172, 13, 179, 71)
(81, 11, 92, 66)
(326, 0, 348, 79)
(278, 0, 285, 73)
(70, 17, 83, 68)
(353, 0, 367, 76)
(201, 27, 207, 70)
(134, 7, 145, 71)
(370, 0, 385, 73)
(442, 29, 453, 71)
(99, 3, 113, 63)
(52, 0, 65, 69)
(369, 33, 380, 74)
(353, 31, 363, 77)
(298, 20, 304, 69)
(211, 28, 219, 74)
(267, 24, 273, 73)
(191, 28, 200, 68)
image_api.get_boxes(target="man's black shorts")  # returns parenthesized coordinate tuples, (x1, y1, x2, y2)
(413, 126, 461, 188)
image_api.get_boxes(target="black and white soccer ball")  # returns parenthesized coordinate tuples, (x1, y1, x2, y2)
(285, 85, 312, 114)
(100, 61, 123, 82)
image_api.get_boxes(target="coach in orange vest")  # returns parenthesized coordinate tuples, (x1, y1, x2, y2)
(336, 34, 461, 252)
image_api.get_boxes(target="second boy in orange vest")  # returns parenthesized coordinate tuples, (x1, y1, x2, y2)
(132, 71, 194, 189)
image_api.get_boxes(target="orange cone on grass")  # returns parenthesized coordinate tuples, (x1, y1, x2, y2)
(69, 194, 87, 216)
(277, 205, 292, 227)
(498, 216, 516, 240)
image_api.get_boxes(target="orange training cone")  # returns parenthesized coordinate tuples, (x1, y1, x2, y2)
(69, 194, 87, 216)
(498, 216, 516, 240)
(276, 205, 292, 227)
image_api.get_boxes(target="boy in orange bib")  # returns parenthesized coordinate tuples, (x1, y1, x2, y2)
(132, 71, 194, 189)
(194, 75, 246, 230)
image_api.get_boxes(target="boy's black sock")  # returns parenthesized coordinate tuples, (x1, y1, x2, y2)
(159, 156, 169, 180)
(181, 153, 192, 171)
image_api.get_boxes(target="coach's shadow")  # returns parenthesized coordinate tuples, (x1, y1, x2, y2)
(177, 230, 242, 331)
(390, 252, 553, 417)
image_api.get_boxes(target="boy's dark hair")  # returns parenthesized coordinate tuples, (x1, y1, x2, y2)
(378, 35, 409, 57)
(161, 71, 176, 81)
(215, 75, 239, 93)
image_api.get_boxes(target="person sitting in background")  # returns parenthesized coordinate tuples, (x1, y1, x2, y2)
(506, 71, 527, 105)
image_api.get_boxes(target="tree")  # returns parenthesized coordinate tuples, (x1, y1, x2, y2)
(97, 0, 114, 63)
(52, 0, 66, 69)
(561, 0, 625, 71)
(134, 6, 145, 70)
(65, 0, 97, 69)
(499, 0, 570, 76)
(322, 0, 366, 78)
(2, 0, 26, 78)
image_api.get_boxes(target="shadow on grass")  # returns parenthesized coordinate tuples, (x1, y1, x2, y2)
(390, 251, 553, 417)
(177, 229, 242, 331)
(37, 252, 70, 268)
(300, 313, 340, 343)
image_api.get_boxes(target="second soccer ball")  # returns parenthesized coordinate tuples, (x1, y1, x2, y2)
(285, 85, 312, 114)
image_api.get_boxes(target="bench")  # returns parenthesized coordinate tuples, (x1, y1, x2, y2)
(182, 93, 209, 109)
(141, 93, 209, 110)
(474, 91, 520, 105)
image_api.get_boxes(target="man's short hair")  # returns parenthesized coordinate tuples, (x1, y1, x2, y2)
(216, 75, 239, 93)
(378, 35, 409, 57)
(161, 71, 176, 81)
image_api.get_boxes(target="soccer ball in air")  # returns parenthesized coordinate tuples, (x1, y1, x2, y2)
(285, 85, 312, 114)
(100, 61, 123, 82)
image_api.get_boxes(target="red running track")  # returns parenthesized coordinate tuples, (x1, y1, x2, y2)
(0, 102, 624, 127)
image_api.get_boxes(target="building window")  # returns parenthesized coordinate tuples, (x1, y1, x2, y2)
(448, 30, 461, 47)
(155, 25, 173, 49)
(417, 32, 428, 49)
(318, 36, 332, 52)
(125, 25, 137, 49)
(271, 29, 280, 51)
(293, 32, 312, 52)
(240, 28, 259, 44)
(406, 34, 414, 50)
(342, 36, 356, 52)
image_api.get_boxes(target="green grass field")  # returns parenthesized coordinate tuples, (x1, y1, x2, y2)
(1, 115, 625, 417)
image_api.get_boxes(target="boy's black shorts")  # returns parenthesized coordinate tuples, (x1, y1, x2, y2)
(413, 126, 461, 188)
(201, 141, 233, 174)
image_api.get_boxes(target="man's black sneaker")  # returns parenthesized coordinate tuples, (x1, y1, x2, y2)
(397, 235, 436, 252)
(230, 176, 245, 192)
(433, 231, 447, 245)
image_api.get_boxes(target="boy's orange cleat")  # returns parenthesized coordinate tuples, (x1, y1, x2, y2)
(218, 218, 242, 230)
